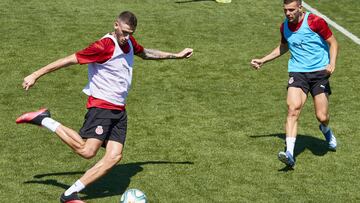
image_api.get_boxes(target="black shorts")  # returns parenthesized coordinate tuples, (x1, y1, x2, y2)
(287, 70, 331, 97)
(79, 108, 127, 145)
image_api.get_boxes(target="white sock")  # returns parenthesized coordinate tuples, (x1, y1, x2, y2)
(41, 117, 61, 132)
(64, 180, 85, 196)
(286, 137, 296, 156)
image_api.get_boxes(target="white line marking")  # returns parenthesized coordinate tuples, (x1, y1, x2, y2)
(303, 1, 360, 45)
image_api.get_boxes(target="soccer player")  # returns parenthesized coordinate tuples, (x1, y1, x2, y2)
(250, 0, 338, 167)
(16, 11, 193, 202)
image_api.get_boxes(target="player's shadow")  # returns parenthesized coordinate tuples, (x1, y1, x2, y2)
(24, 161, 193, 200)
(250, 133, 331, 171)
(175, 0, 215, 3)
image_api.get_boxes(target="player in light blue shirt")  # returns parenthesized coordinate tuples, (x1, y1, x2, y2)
(250, 0, 338, 168)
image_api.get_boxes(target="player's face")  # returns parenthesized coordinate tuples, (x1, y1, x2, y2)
(283, 1, 303, 23)
(114, 21, 135, 45)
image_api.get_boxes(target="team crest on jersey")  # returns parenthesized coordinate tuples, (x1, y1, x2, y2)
(95, 126, 104, 135)
(288, 77, 294, 84)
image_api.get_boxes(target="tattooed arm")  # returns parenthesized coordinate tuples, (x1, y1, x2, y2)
(137, 48, 193, 60)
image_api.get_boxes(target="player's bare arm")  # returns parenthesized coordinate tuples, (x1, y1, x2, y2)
(137, 48, 193, 60)
(23, 54, 78, 90)
(250, 43, 289, 70)
(325, 35, 338, 75)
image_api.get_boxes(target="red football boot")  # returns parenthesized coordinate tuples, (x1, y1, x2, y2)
(16, 108, 51, 125)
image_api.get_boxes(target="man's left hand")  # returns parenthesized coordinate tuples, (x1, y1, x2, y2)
(176, 48, 193, 59)
(325, 64, 335, 75)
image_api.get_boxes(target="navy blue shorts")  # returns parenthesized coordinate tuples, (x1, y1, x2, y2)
(79, 108, 127, 145)
(287, 70, 331, 97)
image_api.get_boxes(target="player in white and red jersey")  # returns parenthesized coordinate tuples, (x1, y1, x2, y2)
(16, 11, 193, 202)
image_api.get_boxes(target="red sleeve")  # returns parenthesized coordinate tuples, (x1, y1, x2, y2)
(75, 38, 115, 64)
(280, 23, 287, 44)
(308, 14, 333, 40)
(129, 35, 144, 55)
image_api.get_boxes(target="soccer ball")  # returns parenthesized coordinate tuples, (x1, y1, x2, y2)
(120, 189, 147, 203)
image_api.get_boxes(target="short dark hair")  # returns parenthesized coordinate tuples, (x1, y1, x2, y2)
(117, 11, 137, 29)
(283, 0, 302, 4)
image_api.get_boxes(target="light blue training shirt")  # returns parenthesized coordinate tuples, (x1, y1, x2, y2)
(284, 12, 330, 72)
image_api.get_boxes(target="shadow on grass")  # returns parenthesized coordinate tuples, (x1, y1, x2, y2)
(24, 161, 193, 200)
(175, 0, 214, 3)
(250, 133, 332, 172)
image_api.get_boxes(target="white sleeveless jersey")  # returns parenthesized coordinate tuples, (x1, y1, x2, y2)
(82, 34, 134, 105)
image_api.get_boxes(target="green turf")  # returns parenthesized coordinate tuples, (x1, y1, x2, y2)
(1, 0, 360, 202)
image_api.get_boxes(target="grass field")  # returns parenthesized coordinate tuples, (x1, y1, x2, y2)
(1, 0, 360, 202)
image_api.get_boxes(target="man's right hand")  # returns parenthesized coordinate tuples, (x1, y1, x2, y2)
(250, 59, 264, 70)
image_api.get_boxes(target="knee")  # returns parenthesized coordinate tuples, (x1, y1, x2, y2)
(107, 153, 123, 165)
(316, 112, 329, 123)
(287, 105, 301, 118)
(103, 153, 123, 170)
